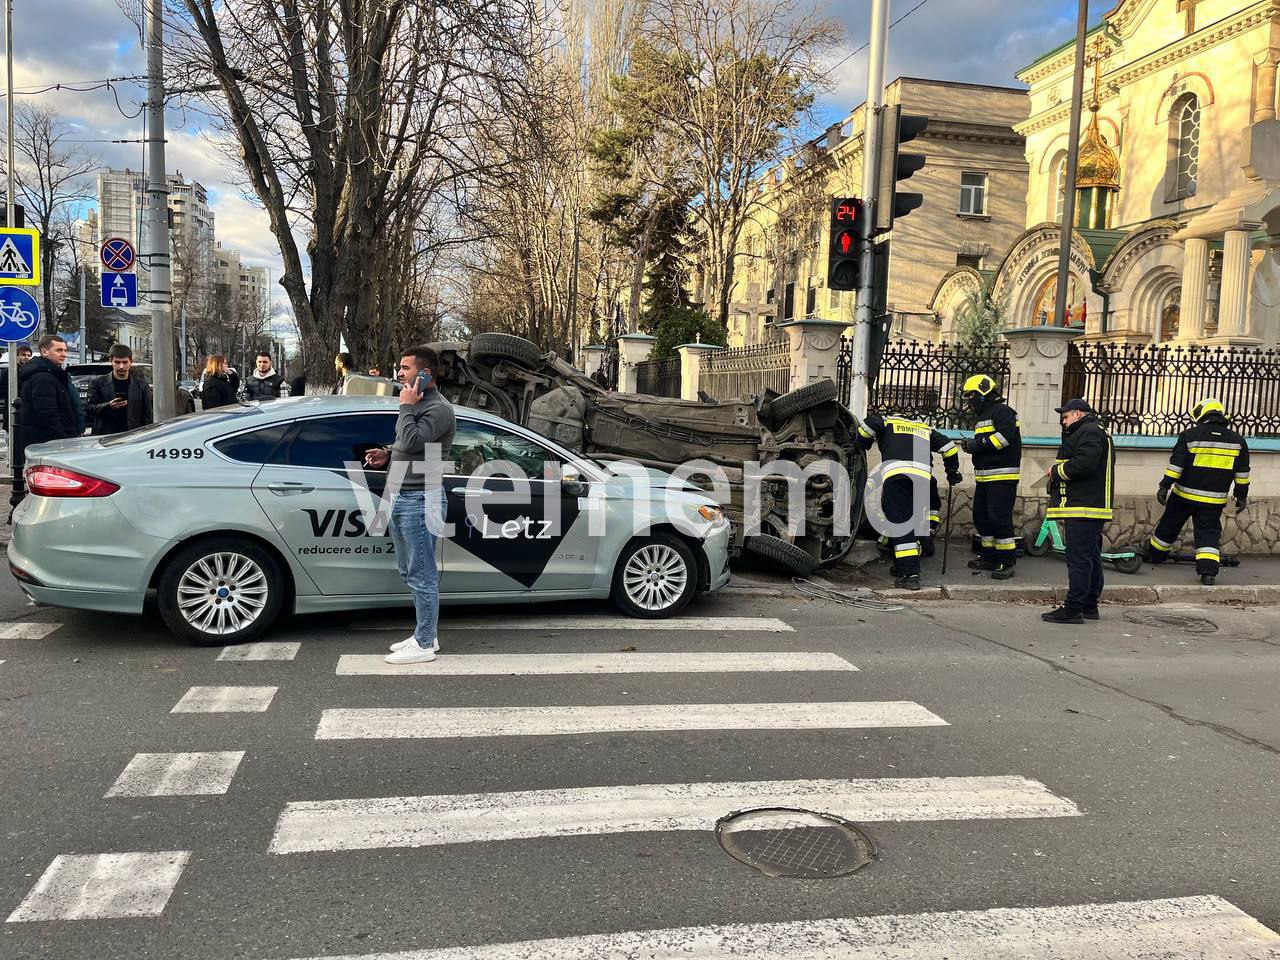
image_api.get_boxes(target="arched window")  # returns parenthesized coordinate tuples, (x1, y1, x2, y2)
(1050, 151, 1067, 222)
(1170, 94, 1200, 200)
(1159, 288, 1181, 342)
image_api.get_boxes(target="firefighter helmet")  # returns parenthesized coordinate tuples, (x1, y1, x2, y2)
(962, 374, 997, 397)
(1191, 398, 1225, 421)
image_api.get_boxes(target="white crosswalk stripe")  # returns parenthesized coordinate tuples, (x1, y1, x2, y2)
(353, 615, 795, 633)
(105, 751, 246, 798)
(316, 701, 947, 740)
(217, 642, 301, 661)
(279, 896, 1280, 959)
(336, 651, 857, 676)
(0, 622, 60, 640)
(171, 685, 278, 713)
(6, 852, 191, 922)
(269, 775, 1080, 853)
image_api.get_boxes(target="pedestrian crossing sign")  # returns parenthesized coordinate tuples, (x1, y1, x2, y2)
(0, 228, 39, 286)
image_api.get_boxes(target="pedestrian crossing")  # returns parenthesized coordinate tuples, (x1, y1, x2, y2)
(5, 608, 1279, 958)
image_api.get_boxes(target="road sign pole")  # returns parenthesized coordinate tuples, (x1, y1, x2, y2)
(4, 0, 17, 482)
(849, 0, 889, 419)
(78, 265, 86, 363)
(146, 0, 174, 419)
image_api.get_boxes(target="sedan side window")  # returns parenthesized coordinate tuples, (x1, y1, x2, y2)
(277, 414, 398, 470)
(213, 423, 293, 463)
(451, 421, 563, 481)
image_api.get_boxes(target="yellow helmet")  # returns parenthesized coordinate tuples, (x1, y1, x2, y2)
(1191, 398, 1225, 421)
(962, 374, 997, 397)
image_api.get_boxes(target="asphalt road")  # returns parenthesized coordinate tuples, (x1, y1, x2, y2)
(2, 577, 1279, 959)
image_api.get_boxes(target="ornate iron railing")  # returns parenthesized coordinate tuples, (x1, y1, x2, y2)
(700, 339, 792, 400)
(634, 356, 682, 398)
(860, 338, 1010, 429)
(1064, 342, 1280, 437)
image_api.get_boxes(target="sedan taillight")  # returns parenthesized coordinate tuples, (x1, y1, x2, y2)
(24, 465, 120, 498)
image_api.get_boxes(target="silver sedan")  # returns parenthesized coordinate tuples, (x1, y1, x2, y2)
(8, 397, 732, 644)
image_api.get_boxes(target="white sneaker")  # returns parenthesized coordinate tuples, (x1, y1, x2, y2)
(389, 635, 440, 652)
(384, 644, 437, 665)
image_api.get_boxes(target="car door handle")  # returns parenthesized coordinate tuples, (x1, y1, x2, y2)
(267, 481, 315, 496)
(448, 487, 491, 498)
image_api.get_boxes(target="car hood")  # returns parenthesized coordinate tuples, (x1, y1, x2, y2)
(601, 462, 722, 509)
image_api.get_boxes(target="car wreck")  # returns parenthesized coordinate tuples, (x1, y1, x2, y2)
(425, 333, 868, 575)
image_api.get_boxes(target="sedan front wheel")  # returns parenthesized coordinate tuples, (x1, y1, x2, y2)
(611, 534, 697, 619)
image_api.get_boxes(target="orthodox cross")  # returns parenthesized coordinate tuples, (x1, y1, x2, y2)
(1086, 35, 1109, 104)
(1177, 0, 1202, 35)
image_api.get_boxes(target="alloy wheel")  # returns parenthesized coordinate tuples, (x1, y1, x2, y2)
(176, 552, 270, 636)
(622, 543, 689, 612)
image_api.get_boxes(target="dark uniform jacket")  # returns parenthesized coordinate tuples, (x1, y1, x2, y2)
(16, 356, 77, 452)
(87, 373, 154, 434)
(1159, 412, 1249, 506)
(1049, 413, 1115, 520)
(968, 396, 1021, 483)
(857, 413, 962, 483)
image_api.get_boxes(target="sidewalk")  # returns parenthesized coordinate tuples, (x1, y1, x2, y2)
(726, 542, 1280, 606)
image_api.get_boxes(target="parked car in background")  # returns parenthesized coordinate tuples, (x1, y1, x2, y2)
(179, 379, 201, 403)
(66, 363, 196, 416)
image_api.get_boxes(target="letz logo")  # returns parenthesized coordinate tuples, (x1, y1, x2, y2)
(467, 514, 556, 540)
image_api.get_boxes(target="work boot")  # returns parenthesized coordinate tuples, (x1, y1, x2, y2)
(889, 564, 902, 578)
(991, 565, 1016, 581)
(1200, 574, 1216, 586)
(1041, 605, 1084, 624)
(894, 574, 921, 591)
(968, 558, 997, 571)
(1081, 607, 1100, 621)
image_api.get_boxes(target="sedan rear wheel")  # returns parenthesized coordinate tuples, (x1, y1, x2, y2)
(158, 537, 285, 645)
(612, 534, 697, 619)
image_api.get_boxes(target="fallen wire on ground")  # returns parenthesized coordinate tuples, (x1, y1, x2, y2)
(792, 578, 905, 612)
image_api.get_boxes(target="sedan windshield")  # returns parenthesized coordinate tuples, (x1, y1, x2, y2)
(98, 407, 264, 446)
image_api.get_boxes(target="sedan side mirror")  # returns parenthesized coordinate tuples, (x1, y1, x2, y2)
(561, 470, 585, 497)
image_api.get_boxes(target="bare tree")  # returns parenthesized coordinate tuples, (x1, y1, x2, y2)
(12, 104, 99, 333)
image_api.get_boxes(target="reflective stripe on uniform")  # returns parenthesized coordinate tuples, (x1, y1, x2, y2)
(1149, 535, 1173, 552)
(1054, 462, 1070, 481)
(976, 467, 1020, 482)
(1046, 506, 1113, 520)
(1164, 464, 1183, 479)
(895, 544, 921, 558)
(929, 513, 941, 524)
(1235, 472, 1251, 485)
(974, 420, 995, 435)
(883, 462, 933, 481)
(995, 537, 1017, 552)
(940, 442, 959, 458)
(980, 537, 995, 548)
(857, 423, 876, 439)
(990, 432, 1007, 449)
(1188, 441, 1242, 452)
(1172, 484, 1229, 505)
(1196, 547, 1221, 561)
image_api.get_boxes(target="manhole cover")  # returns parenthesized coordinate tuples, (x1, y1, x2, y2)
(1123, 611, 1219, 634)
(715, 808, 875, 879)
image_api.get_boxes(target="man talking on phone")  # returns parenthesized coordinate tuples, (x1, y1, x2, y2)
(363, 345, 455, 664)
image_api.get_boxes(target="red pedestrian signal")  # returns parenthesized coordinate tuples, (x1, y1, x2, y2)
(828, 198, 862, 292)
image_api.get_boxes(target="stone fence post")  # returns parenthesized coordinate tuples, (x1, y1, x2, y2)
(617, 333, 655, 394)
(676, 342, 723, 401)
(778, 319, 849, 391)
(1001, 325, 1080, 494)
(580, 344, 605, 379)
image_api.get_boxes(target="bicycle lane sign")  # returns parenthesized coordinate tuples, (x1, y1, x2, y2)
(0, 286, 40, 341)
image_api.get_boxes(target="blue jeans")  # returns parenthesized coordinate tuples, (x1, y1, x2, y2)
(389, 489, 444, 648)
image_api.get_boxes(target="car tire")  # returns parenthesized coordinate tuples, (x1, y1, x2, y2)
(767, 379, 838, 425)
(157, 537, 286, 645)
(611, 534, 698, 619)
(745, 533, 817, 577)
(469, 333, 541, 370)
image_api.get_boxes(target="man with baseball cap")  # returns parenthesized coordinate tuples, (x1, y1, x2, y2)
(1042, 398, 1115, 624)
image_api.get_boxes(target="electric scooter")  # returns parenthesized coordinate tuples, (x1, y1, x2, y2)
(1023, 516, 1145, 574)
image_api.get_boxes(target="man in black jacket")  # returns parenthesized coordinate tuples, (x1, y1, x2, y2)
(858, 411, 963, 591)
(244, 352, 285, 401)
(960, 374, 1022, 580)
(16, 334, 77, 459)
(86, 343, 153, 435)
(1043, 399, 1115, 624)
(1148, 397, 1249, 585)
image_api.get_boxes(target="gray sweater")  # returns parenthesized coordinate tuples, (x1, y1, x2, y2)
(389, 389, 455, 490)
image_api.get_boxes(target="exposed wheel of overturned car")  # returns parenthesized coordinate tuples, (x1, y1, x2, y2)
(744, 533, 817, 577)
(611, 533, 698, 618)
(766, 379, 839, 426)
(157, 536, 286, 645)
(469, 332, 541, 370)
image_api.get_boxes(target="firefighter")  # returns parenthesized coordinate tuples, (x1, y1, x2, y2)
(858, 412, 962, 591)
(958, 374, 1022, 580)
(1147, 398, 1249, 585)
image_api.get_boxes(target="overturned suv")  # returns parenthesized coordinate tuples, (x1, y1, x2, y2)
(427, 333, 867, 575)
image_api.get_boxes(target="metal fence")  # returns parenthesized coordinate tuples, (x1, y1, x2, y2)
(849, 338, 1011, 429)
(700, 340, 791, 400)
(1064, 342, 1280, 437)
(633, 356, 682, 398)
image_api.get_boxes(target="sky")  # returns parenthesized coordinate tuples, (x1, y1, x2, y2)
(10, 0, 1115, 326)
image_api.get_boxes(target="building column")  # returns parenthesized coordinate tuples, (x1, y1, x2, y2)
(776, 318, 849, 391)
(676, 342, 722, 401)
(1255, 50, 1279, 123)
(1215, 228, 1255, 341)
(617, 333, 655, 394)
(1178, 237, 1209, 340)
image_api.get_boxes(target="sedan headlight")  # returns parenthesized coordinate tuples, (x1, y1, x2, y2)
(697, 504, 724, 523)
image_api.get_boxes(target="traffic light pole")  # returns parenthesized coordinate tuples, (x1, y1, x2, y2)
(146, 0, 175, 419)
(850, 0, 890, 419)
(1052, 0, 1090, 329)
(4, 0, 16, 457)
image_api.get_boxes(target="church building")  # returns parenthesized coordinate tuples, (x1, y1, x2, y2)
(932, 0, 1280, 346)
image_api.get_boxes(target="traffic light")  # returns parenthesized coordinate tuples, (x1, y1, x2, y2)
(874, 105, 928, 234)
(0, 203, 25, 229)
(827, 197, 863, 292)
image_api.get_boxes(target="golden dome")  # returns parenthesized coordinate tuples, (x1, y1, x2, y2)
(1076, 104, 1120, 190)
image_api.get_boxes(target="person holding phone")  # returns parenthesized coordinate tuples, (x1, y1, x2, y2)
(87, 343, 153, 436)
(363, 345, 456, 664)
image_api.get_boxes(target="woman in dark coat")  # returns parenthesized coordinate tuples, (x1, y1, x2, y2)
(200, 354, 239, 409)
